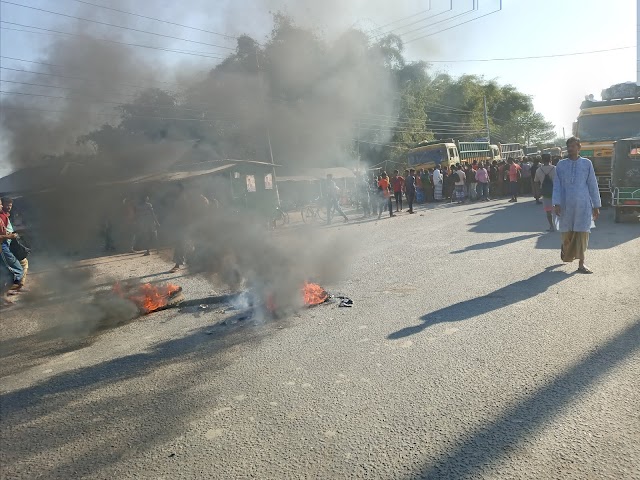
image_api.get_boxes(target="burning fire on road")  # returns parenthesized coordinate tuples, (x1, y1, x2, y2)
(302, 282, 329, 306)
(113, 282, 185, 314)
(113, 280, 345, 319)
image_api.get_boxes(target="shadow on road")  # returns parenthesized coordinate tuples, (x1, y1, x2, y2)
(0, 317, 278, 479)
(413, 316, 640, 479)
(387, 265, 571, 340)
(451, 233, 542, 254)
(468, 201, 640, 250)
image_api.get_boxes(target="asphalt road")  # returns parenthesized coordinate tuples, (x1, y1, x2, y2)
(1, 197, 639, 479)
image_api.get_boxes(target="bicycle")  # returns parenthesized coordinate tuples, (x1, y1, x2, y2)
(301, 198, 326, 223)
(270, 206, 290, 228)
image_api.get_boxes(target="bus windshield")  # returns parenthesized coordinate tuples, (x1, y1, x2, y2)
(408, 147, 447, 166)
(577, 111, 640, 142)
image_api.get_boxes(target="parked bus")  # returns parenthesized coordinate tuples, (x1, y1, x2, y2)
(499, 143, 524, 161)
(458, 141, 500, 164)
(407, 140, 459, 170)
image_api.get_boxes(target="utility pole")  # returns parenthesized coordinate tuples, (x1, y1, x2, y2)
(356, 119, 361, 172)
(563, 127, 566, 140)
(255, 46, 281, 206)
(483, 95, 490, 144)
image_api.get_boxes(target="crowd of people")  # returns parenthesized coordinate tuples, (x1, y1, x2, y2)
(350, 154, 563, 220)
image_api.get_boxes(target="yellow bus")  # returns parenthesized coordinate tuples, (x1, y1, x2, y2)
(574, 98, 640, 199)
(407, 141, 460, 170)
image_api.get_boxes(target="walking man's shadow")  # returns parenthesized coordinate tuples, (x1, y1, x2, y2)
(387, 264, 572, 340)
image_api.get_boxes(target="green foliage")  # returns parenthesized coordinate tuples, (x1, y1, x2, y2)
(79, 14, 555, 169)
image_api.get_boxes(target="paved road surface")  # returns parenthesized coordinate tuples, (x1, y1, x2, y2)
(1, 198, 639, 479)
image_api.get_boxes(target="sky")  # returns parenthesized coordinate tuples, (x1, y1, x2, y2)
(0, 0, 637, 175)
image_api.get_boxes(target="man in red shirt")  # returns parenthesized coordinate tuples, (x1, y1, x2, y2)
(377, 172, 395, 219)
(508, 159, 522, 202)
(391, 170, 404, 212)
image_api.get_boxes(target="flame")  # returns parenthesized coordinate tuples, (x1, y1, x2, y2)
(303, 282, 329, 306)
(114, 282, 181, 313)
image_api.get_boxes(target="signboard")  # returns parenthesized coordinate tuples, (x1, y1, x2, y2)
(595, 148, 613, 158)
(246, 175, 256, 192)
(264, 173, 273, 190)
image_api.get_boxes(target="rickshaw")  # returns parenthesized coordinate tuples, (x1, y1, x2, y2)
(611, 138, 640, 223)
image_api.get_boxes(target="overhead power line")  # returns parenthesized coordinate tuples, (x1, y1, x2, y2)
(1, 1, 235, 50)
(395, 3, 477, 39)
(63, 0, 236, 40)
(373, 0, 432, 31)
(0, 65, 179, 90)
(372, 1, 454, 39)
(0, 23, 227, 60)
(423, 45, 637, 62)
(406, 2, 502, 43)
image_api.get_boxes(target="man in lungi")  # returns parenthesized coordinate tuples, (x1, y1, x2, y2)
(552, 137, 601, 274)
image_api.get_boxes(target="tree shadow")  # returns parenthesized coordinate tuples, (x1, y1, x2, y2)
(0, 317, 278, 479)
(414, 316, 640, 479)
(387, 265, 571, 340)
(451, 233, 542, 254)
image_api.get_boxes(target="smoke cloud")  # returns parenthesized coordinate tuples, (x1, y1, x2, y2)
(0, 0, 398, 335)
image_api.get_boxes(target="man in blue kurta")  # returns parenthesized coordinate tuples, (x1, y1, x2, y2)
(552, 137, 601, 274)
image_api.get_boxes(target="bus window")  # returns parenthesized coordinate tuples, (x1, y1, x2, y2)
(448, 148, 456, 160)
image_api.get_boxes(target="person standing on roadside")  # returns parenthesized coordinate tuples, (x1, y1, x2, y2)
(467, 163, 478, 202)
(475, 163, 490, 201)
(531, 157, 542, 204)
(521, 158, 532, 194)
(357, 174, 371, 217)
(454, 164, 466, 204)
(391, 170, 404, 212)
(325, 173, 349, 225)
(508, 159, 521, 202)
(0, 197, 29, 290)
(497, 161, 506, 197)
(535, 153, 557, 232)
(422, 168, 432, 203)
(138, 195, 160, 256)
(0, 197, 23, 295)
(433, 165, 443, 201)
(552, 137, 601, 274)
(378, 172, 395, 219)
(370, 174, 380, 217)
(405, 169, 417, 214)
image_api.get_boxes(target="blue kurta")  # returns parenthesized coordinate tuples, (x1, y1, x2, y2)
(552, 157, 601, 232)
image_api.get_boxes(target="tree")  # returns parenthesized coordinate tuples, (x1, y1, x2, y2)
(76, 15, 558, 172)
